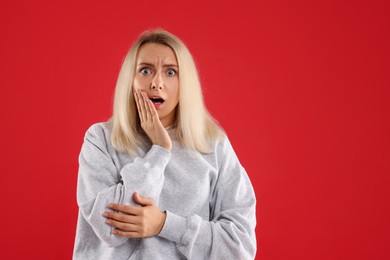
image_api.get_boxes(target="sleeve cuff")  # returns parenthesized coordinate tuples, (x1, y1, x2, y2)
(143, 144, 171, 167)
(158, 210, 188, 243)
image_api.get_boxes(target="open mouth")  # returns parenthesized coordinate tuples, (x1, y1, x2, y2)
(149, 97, 165, 104)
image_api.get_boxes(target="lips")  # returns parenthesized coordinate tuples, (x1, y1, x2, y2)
(149, 96, 165, 104)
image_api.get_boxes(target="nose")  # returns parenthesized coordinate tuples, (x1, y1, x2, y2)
(151, 71, 164, 90)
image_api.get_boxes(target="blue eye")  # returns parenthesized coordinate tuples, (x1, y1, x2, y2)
(167, 69, 176, 76)
(140, 68, 151, 75)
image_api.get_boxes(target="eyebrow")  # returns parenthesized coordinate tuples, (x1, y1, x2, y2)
(137, 62, 178, 68)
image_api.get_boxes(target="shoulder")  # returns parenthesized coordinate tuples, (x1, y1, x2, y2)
(83, 121, 113, 147)
(213, 132, 233, 152)
(85, 121, 112, 136)
(211, 133, 240, 163)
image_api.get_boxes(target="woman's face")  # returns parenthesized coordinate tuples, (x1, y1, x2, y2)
(133, 43, 180, 127)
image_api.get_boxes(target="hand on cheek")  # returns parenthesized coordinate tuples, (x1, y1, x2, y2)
(133, 90, 172, 152)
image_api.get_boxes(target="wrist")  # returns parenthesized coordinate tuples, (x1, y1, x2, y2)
(155, 143, 172, 152)
(157, 211, 167, 235)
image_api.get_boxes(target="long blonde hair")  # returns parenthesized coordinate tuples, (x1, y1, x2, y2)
(111, 29, 223, 154)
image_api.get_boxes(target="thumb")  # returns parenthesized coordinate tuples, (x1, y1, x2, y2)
(133, 192, 154, 206)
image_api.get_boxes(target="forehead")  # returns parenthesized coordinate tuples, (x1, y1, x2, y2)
(136, 43, 177, 64)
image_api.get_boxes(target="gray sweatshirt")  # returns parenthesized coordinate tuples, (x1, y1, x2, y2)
(73, 122, 257, 259)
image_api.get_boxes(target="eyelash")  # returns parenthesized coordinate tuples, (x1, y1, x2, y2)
(140, 68, 151, 75)
(139, 67, 177, 76)
(167, 69, 176, 76)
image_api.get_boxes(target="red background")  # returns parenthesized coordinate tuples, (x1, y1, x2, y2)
(1, 0, 389, 259)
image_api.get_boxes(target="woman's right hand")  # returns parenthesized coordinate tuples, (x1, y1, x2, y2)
(134, 90, 172, 152)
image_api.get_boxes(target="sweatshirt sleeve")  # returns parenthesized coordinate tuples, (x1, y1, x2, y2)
(157, 136, 257, 259)
(77, 124, 171, 248)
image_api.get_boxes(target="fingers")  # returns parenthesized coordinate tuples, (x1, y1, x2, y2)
(103, 211, 139, 223)
(133, 192, 154, 206)
(141, 91, 151, 122)
(103, 207, 143, 235)
(141, 92, 152, 120)
(103, 206, 147, 238)
(105, 217, 144, 238)
(107, 203, 142, 215)
(104, 197, 165, 238)
(141, 91, 159, 123)
(134, 92, 140, 117)
(133, 90, 171, 150)
(134, 90, 146, 122)
(105, 218, 139, 232)
(145, 94, 159, 119)
(134, 90, 157, 124)
(112, 229, 140, 238)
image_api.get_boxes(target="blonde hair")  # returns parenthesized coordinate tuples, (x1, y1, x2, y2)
(110, 28, 223, 154)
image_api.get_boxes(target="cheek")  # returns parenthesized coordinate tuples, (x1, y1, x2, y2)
(133, 77, 149, 90)
(174, 85, 180, 100)
(168, 79, 180, 97)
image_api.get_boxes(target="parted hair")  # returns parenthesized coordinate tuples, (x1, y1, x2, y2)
(110, 28, 223, 155)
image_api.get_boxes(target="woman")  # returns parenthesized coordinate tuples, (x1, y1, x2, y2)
(73, 29, 257, 259)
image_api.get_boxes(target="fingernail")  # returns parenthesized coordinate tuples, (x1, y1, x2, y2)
(105, 220, 111, 224)
(102, 212, 108, 217)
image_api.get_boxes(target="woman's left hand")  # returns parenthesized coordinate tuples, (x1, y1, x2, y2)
(103, 192, 166, 238)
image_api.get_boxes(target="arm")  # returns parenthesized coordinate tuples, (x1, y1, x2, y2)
(77, 90, 172, 247)
(104, 136, 256, 258)
(157, 137, 257, 259)
(77, 124, 171, 248)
